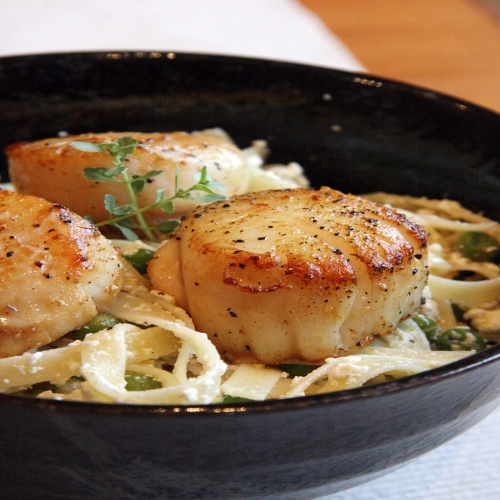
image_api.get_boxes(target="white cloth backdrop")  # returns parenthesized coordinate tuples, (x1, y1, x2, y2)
(0, 1, 499, 499)
(0, 0, 363, 70)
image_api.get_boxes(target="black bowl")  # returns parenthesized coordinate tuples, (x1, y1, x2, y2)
(1, 52, 500, 500)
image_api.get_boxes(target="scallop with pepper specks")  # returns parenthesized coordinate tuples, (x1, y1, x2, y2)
(0, 189, 123, 358)
(148, 187, 429, 364)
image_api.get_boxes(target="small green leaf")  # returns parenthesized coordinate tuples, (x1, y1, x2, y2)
(221, 395, 255, 403)
(412, 315, 440, 343)
(83, 166, 126, 182)
(113, 137, 138, 163)
(193, 168, 226, 191)
(452, 303, 466, 323)
(117, 218, 138, 228)
(125, 374, 162, 391)
(112, 204, 135, 216)
(72, 313, 119, 341)
(115, 136, 138, 148)
(71, 138, 227, 242)
(99, 141, 122, 150)
(173, 190, 191, 200)
(70, 141, 106, 153)
(115, 224, 140, 241)
(141, 170, 163, 180)
(155, 199, 175, 214)
(193, 166, 209, 184)
(103, 194, 116, 213)
(190, 183, 218, 194)
(155, 219, 181, 234)
(174, 165, 180, 191)
(130, 178, 146, 196)
(107, 166, 128, 178)
(455, 231, 500, 262)
(154, 189, 166, 203)
(205, 180, 227, 191)
(123, 249, 155, 274)
(435, 327, 487, 352)
(84, 167, 114, 182)
(191, 193, 226, 203)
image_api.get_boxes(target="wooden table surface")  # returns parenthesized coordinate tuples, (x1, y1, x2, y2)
(301, 0, 500, 113)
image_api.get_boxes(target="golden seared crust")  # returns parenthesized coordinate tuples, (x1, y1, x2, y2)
(0, 190, 122, 358)
(149, 187, 429, 364)
(6, 131, 250, 224)
(219, 247, 357, 293)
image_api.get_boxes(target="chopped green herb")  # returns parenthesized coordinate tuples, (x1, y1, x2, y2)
(123, 248, 155, 274)
(221, 395, 256, 403)
(70, 137, 226, 241)
(72, 313, 119, 341)
(451, 303, 466, 323)
(435, 327, 487, 352)
(125, 374, 162, 391)
(411, 315, 440, 343)
(455, 231, 500, 262)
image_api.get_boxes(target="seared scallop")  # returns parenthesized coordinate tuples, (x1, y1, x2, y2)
(6, 131, 250, 225)
(148, 187, 428, 364)
(0, 190, 122, 358)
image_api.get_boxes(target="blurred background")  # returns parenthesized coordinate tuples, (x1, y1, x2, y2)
(302, 0, 500, 112)
(2, 0, 500, 111)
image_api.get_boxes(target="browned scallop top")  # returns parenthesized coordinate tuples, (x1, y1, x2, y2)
(174, 186, 427, 289)
(0, 189, 123, 358)
(4, 131, 237, 161)
(0, 189, 100, 281)
(5, 131, 249, 225)
(149, 186, 429, 363)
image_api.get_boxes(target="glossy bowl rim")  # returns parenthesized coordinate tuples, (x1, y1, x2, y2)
(1, 51, 500, 416)
(3, 49, 500, 113)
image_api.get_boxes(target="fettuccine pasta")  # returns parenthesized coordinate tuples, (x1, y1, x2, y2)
(1, 191, 497, 404)
(2, 127, 500, 405)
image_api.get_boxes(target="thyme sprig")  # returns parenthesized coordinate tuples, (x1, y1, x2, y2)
(70, 136, 226, 241)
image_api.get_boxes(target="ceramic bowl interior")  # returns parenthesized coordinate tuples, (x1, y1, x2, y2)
(1, 52, 500, 500)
